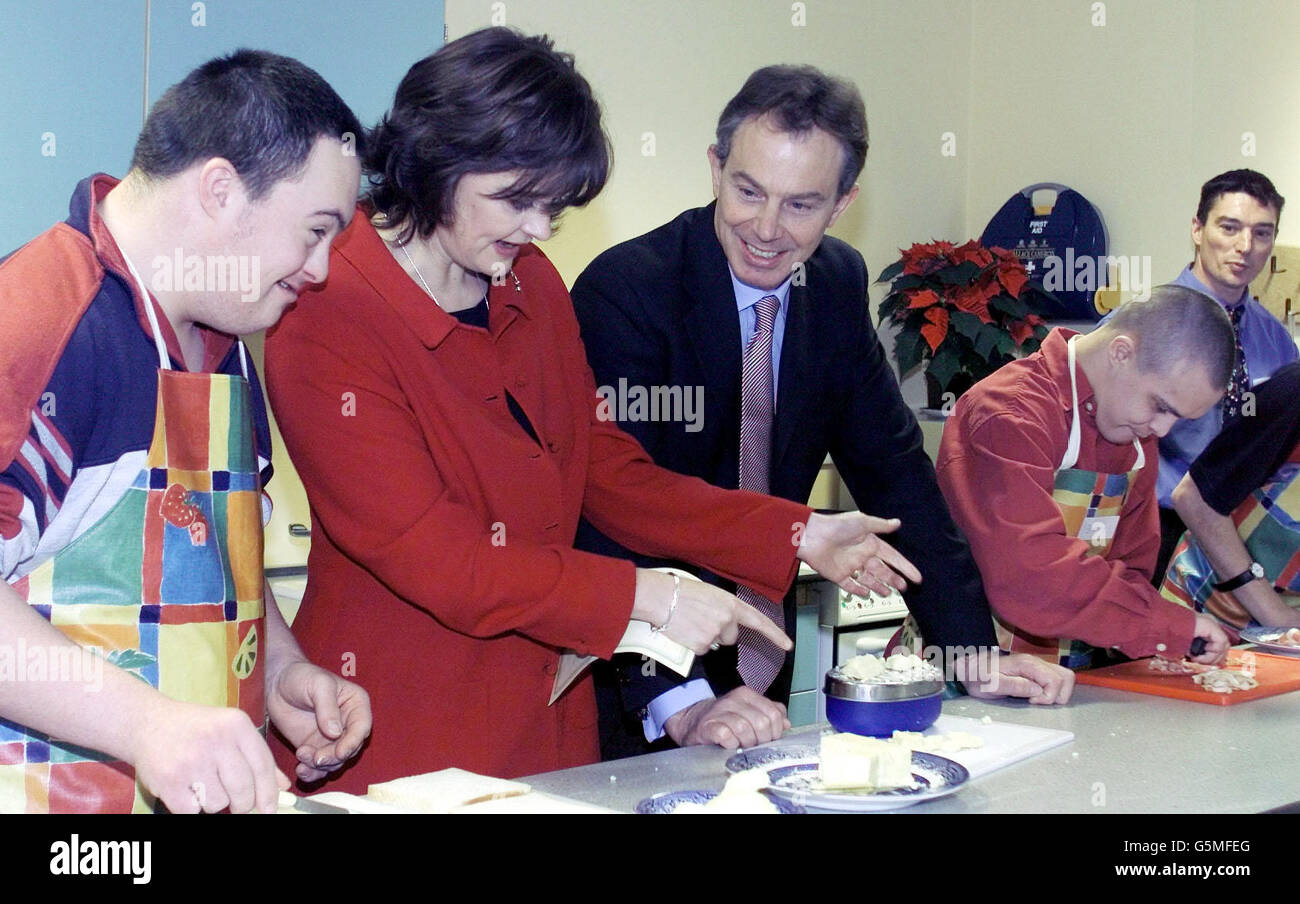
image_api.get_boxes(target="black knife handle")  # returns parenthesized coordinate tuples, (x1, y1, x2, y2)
(1189, 636, 1207, 657)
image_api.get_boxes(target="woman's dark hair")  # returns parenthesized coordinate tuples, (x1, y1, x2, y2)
(131, 49, 365, 200)
(715, 64, 867, 199)
(365, 27, 611, 242)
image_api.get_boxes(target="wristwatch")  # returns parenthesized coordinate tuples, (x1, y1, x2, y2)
(1212, 561, 1265, 593)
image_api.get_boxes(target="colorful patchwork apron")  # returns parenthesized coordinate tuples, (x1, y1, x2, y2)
(0, 255, 266, 813)
(895, 336, 1144, 669)
(1160, 461, 1300, 632)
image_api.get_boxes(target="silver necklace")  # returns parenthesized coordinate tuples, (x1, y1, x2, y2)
(396, 240, 521, 311)
(397, 239, 460, 310)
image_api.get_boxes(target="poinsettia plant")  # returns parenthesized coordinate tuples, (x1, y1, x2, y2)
(877, 239, 1053, 403)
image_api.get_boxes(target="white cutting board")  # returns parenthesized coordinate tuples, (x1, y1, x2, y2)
(302, 788, 616, 814)
(925, 714, 1073, 780)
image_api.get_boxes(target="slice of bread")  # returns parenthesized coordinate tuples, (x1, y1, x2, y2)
(367, 768, 531, 813)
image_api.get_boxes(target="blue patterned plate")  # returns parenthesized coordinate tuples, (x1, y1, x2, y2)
(635, 789, 805, 814)
(725, 744, 820, 773)
(1240, 626, 1300, 658)
(765, 751, 969, 812)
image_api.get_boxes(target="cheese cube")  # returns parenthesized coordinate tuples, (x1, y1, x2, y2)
(820, 733, 915, 791)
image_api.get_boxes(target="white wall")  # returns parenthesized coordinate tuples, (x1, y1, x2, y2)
(446, 0, 972, 291)
(966, 0, 1300, 290)
(447, 0, 975, 410)
(449, 0, 1300, 411)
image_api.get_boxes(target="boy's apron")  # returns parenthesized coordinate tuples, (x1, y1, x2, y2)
(1160, 461, 1300, 633)
(0, 254, 265, 813)
(894, 335, 1144, 670)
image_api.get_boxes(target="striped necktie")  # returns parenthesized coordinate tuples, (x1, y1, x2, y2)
(735, 294, 786, 692)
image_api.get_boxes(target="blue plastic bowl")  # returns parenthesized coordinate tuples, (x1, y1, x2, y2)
(824, 672, 943, 737)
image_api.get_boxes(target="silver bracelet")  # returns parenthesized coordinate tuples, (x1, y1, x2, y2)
(651, 574, 680, 635)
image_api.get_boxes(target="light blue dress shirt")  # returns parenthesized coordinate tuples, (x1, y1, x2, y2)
(1106, 266, 1299, 507)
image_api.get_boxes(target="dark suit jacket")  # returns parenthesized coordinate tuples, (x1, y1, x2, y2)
(571, 203, 998, 757)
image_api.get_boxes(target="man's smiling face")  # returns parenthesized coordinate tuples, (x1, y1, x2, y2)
(708, 114, 857, 290)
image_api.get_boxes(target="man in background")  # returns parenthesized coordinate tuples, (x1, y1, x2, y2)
(1149, 169, 1296, 581)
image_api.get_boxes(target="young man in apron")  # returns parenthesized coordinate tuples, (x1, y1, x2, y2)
(0, 51, 371, 813)
(933, 285, 1235, 669)
(1161, 359, 1300, 634)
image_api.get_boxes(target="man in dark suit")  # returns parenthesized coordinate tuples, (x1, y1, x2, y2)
(572, 65, 1073, 759)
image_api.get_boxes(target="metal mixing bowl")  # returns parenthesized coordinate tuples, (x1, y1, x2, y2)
(823, 670, 943, 737)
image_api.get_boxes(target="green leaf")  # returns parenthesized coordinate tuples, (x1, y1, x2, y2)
(886, 274, 924, 292)
(894, 327, 924, 373)
(106, 649, 157, 673)
(876, 260, 905, 284)
(974, 323, 1002, 360)
(927, 345, 961, 390)
(934, 261, 982, 285)
(949, 310, 983, 341)
(877, 292, 904, 324)
(988, 294, 1028, 318)
(994, 331, 1018, 357)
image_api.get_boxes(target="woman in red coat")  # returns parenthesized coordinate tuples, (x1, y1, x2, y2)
(265, 27, 916, 791)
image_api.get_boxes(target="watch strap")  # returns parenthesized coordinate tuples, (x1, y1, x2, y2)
(1213, 562, 1264, 593)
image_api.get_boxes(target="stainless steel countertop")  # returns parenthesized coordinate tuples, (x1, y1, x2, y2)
(523, 683, 1300, 813)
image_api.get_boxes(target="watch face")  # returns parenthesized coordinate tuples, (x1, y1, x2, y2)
(1251, 562, 1266, 579)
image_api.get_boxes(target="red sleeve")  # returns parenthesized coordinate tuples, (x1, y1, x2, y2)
(0, 224, 102, 471)
(577, 373, 808, 604)
(0, 483, 26, 542)
(936, 407, 1195, 659)
(265, 307, 632, 659)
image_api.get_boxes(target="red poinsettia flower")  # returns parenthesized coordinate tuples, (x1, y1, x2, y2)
(990, 245, 1020, 265)
(997, 259, 1029, 298)
(907, 288, 941, 310)
(902, 241, 957, 276)
(921, 306, 949, 351)
(879, 237, 1047, 398)
(952, 240, 993, 268)
(950, 283, 994, 323)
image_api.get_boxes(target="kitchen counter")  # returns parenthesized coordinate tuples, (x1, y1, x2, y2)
(523, 683, 1300, 813)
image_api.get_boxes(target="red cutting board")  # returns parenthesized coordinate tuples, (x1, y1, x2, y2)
(1076, 649, 1300, 705)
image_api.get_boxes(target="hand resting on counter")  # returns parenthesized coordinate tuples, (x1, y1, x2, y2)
(664, 686, 790, 748)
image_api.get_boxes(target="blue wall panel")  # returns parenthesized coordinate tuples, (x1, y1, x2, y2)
(0, 0, 146, 252)
(146, 0, 446, 141)
(0, 0, 445, 254)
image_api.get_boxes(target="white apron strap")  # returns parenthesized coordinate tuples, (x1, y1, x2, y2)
(117, 245, 249, 379)
(116, 246, 172, 372)
(1062, 336, 1083, 471)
